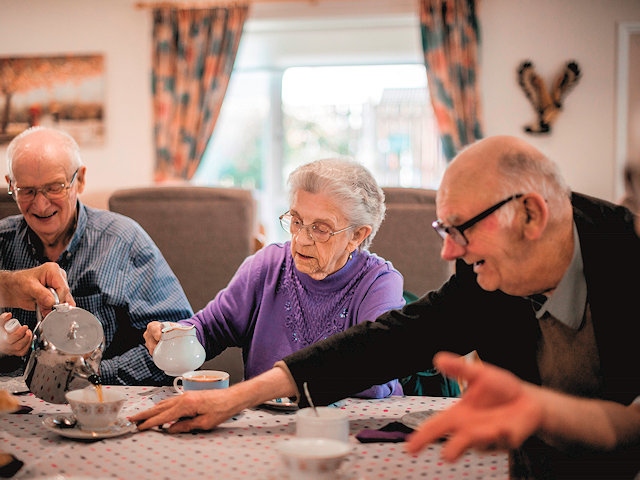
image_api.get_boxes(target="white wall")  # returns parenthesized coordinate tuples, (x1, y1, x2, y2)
(1, 0, 639, 202)
(481, 0, 640, 201)
(0, 0, 154, 195)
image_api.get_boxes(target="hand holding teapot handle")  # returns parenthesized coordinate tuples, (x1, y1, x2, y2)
(144, 321, 179, 355)
(151, 323, 206, 376)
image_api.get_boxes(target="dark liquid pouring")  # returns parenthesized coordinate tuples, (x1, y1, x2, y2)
(88, 374, 103, 403)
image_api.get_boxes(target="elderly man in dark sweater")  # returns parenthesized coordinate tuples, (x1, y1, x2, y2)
(132, 135, 640, 479)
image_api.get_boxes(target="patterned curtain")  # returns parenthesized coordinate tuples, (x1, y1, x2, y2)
(152, 6, 248, 181)
(420, 0, 483, 161)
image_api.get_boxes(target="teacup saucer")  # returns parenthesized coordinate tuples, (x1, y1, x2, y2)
(261, 397, 299, 411)
(43, 416, 137, 439)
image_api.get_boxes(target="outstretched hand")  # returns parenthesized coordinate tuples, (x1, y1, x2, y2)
(129, 366, 298, 434)
(129, 389, 240, 433)
(405, 351, 543, 462)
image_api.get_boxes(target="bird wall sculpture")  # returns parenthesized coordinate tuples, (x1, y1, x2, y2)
(517, 60, 581, 134)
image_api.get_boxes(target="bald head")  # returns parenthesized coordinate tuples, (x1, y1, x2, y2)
(6, 126, 83, 180)
(438, 135, 570, 219)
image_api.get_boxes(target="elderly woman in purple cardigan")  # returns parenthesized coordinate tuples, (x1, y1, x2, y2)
(143, 158, 405, 398)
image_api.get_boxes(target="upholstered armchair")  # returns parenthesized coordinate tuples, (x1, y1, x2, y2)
(370, 187, 460, 396)
(108, 186, 258, 384)
(0, 191, 21, 219)
(370, 187, 453, 299)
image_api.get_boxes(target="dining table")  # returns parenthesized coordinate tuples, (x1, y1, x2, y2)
(1, 376, 509, 480)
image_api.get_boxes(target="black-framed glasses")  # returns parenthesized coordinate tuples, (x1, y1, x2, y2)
(279, 212, 355, 243)
(432, 194, 524, 246)
(8, 169, 79, 204)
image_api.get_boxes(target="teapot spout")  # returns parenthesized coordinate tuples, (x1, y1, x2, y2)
(73, 358, 102, 385)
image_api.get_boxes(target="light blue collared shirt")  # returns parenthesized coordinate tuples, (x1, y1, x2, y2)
(533, 223, 587, 329)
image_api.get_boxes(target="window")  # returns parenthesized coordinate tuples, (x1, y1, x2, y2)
(193, 9, 446, 243)
(281, 65, 444, 190)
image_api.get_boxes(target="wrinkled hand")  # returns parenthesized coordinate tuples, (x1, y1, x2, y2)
(405, 351, 543, 462)
(0, 263, 75, 313)
(129, 389, 239, 433)
(143, 321, 175, 355)
(0, 312, 32, 357)
(130, 367, 298, 434)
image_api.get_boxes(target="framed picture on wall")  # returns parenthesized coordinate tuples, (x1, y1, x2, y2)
(0, 53, 105, 146)
(616, 23, 640, 199)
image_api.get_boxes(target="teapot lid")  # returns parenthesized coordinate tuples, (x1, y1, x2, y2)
(40, 306, 104, 354)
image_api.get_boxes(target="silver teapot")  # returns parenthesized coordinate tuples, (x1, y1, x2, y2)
(24, 291, 104, 404)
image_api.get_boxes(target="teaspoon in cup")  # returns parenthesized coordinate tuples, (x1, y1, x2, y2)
(303, 382, 319, 417)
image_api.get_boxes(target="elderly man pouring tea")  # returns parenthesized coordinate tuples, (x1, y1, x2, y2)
(0, 127, 192, 386)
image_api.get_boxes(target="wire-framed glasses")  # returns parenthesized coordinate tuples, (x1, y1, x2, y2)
(279, 212, 354, 243)
(432, 194, 524, 246)
(8, 169, 79, 204)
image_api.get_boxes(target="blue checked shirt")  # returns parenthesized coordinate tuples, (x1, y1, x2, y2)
(0, 202, 193, 385)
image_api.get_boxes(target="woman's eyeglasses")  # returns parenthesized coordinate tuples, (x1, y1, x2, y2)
(279, 212, 354, 243)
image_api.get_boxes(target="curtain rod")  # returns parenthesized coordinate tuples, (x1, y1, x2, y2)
(136, 0, 322, 8)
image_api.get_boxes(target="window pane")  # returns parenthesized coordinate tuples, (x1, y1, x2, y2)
(195, 64, 446, 244)
(193, 71, 271, 191)
(281, 65, 445, 190)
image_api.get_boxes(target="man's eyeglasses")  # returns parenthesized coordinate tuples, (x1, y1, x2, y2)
(432, 194, 524, 246)
(8, 169, 79, 204)
(279, 212, 354, 243)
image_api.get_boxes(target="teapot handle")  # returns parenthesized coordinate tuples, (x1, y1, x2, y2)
(35, 288, 62, 328)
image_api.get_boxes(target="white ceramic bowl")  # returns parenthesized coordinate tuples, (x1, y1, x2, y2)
(277, 437, 351, 479)
(65, 387, 126, 432)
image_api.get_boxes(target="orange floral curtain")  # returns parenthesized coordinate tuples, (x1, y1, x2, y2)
(152, 6, 248, 181)
(420, 0, 483, 161)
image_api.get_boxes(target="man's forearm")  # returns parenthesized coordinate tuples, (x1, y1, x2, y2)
(232, 365, 299, 411)
(0, 271, 14, 308)
(537, 386, 640, 450)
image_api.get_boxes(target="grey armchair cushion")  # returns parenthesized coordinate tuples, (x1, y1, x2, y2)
(109, 186, 256, 311)
(370, 187, 452, 298)
(0, 192, 21, 219)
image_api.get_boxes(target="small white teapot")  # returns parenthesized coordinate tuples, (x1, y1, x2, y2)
(152, 323, 206, 377)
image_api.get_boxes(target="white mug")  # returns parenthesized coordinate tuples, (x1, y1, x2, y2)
(296, 407, 350, 443)
(173, 370, 229, 394)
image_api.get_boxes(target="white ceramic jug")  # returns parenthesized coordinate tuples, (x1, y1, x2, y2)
(152, 323, 206, 377)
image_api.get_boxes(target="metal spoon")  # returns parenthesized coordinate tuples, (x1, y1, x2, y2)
(303, 382, 318, 417)
(52, 415, 77, 428)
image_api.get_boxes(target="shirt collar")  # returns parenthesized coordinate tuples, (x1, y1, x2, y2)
(66, 201, 87, 255)
(24, 201, 87, 264)
(533, 223, 587, 329)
